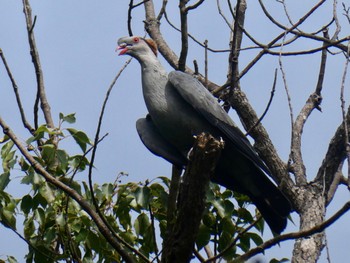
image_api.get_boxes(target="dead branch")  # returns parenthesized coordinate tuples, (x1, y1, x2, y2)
(161, 133, 224, 263)
(0, 49, 34, 133)
(245, 69, 277, 136)
(178, 0, 189, 72)
(339, 44, 350, 187)
(315, 106, 350, 197)
(186, 0, 205, 11)
(157, 0, 168, 21)
(228, 0, 246, 90)
(128, 0, 134, 36)
(163, 11, 230, 53)
(240, 0, 328, 80)
(288, 31, 328, 185)
(22, 0, 54, 129)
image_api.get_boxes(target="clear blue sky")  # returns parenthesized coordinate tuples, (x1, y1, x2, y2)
(0, 1, 349, 262)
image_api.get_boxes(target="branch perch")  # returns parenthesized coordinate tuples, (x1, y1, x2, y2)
(161, 133, 224, 263)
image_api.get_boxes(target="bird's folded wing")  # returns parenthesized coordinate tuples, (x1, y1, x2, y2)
(168, 71, 270, 174)
(136, 115, 187, 167)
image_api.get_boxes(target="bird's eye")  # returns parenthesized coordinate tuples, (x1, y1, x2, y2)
(133, 37, 140, 43)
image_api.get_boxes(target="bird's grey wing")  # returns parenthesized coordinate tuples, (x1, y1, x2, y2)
(168, 71, 270, 173)
(136, 115, 187, 168)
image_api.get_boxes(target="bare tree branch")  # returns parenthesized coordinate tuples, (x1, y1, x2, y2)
(22, 0, 54, 129)
(339, 44, 350, 187)
(316, 106, 350, 196)
(245, 69, 277, 136)
(178, 0, 189, 71)
(186, 0, 205, 11)
(232, 200, 350, 262)
(128, 0, 135, 36)
(0, 49, 34, 133)
(240, 0, 328, 80)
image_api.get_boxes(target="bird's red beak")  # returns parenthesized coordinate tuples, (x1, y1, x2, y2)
(116, 44, 128, 56)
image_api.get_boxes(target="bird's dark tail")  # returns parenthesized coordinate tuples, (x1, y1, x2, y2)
(250, 193, 291, 234)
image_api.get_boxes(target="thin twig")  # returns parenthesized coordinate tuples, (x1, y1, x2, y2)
(86, 58, 150, 262)
(315, 29, 330, 96)
(279, 32, 294, 140)
(204, 40, 208, 88)
(0, 49, 34, 133)
(343, 3, 350, 24)
(157, 0, 168, 20)
(163, 11, 230, 53)
(127, 0, 134, 36)
(186, 0, 205, 11)
(240, 0, 328, 80)
(245, 69, 278, 136)
(149, 205, 160, 263)
(332, 0, 341, 40)
(204, 215, 262, 263)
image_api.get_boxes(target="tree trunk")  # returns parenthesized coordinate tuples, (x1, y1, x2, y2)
(292, 184, 326, 263)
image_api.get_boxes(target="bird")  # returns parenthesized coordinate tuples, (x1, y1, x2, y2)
(117, 36, 292, 234)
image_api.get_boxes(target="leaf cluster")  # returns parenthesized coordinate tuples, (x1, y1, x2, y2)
(0, 113, 283, 262)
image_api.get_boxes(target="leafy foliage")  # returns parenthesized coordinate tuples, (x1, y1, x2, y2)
(0, 114, 275, 262)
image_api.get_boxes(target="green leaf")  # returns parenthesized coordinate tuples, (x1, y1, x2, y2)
(134, 186, 151, 209)
(56, 149, 68, 173)
(211, 198, 226, 218)
(40, 144, 56, 166)
(24, 217, 35, 239)
(134, 213, 150, 236)
(21, 194, 33, 214)
(35, 207, 46, 226)
(7, 256, 18, 263)
(218, 231, 235, 259)
(0, 208, 16, 229)
(59, 112, 76, 124)
(39, 182, 55, 203)
(0, 134, 9, 143)
(56, 214, 66, 230)
(221, 216, 235, 234)
(196, 223, 211, 250)
(202, 212, 216, 227)
(1, 140, 14, 158)
(67, 128, 92, 153)
(0, 172, 10, 191)
(119, 230, 136, 244)
(248, 232, 263, 247)
(69, 155, 89, 171)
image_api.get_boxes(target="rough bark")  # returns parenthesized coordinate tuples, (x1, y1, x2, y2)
(292, 184, 326, 263)
(161, 133, 224, 263)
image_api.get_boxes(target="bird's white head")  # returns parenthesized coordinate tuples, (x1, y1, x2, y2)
(117, 36, 158, 59)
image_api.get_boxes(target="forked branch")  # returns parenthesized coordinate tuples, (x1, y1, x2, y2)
(22, 0, 54, 129)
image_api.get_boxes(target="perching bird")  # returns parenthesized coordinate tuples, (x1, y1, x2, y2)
(117, 36, 291, 234)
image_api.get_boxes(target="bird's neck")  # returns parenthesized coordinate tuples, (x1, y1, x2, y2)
(138, 54, 168, 115)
